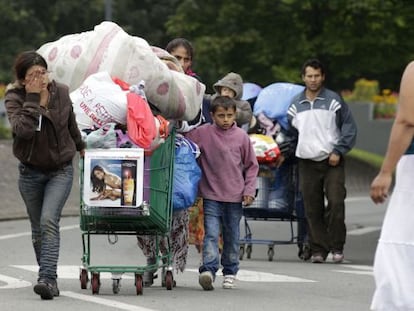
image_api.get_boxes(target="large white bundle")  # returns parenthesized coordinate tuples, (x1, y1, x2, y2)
(37, 21, 204, 121)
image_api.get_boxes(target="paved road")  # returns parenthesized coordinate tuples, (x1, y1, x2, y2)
(0, 138, 380, 221)
(0, 138, 385, 310)
(0, 195, 385, 311)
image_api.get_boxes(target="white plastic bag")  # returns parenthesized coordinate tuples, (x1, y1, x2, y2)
(70, 71, 127, 130)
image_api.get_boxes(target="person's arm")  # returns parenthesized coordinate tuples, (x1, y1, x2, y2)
(235, 99, 253, 126)
(242, 135, 259, 205)
(64, 85, 86, 153)
(5, 90, 41, 139)
(333, 98, 357, 156)
(370, 61, 414, 204)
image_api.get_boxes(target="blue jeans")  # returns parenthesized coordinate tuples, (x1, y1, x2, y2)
(18, 162, 73, 282)
(199, 199, 243, 278)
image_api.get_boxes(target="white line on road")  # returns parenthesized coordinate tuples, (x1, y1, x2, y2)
(0, 225, 78, 240)
(13, 265, 316, 283)
(186, 268, 316, 282)
(12, 265, 134, 280)
(333, 264, 373, 276)
(0, 274, 32, 289)
(333, 270, 373, 276)
(347, 226, 381, 235)
(345, 196, 372, 202)
(61, 291, 158, 311)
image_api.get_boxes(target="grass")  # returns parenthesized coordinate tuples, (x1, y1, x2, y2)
(348, 148, 384, 169)
(0, 123, 11, 139)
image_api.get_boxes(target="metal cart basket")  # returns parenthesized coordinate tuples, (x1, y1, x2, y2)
(79, 132, 175, 295)
(239, 160, 309, 261)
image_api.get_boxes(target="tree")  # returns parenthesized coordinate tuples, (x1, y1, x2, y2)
(0, 0, 177, 83)
(166, 0, 414, 92)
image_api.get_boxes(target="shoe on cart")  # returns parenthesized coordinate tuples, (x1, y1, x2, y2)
(332, 252, 344, 263)
(311, 254, 325, 263)
(34, 279, 59, 300)
(222, 275, 236, 289)
(199, 271, 214, 291)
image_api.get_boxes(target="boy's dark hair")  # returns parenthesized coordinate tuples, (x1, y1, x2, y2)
(301, 58, 325, 76)
(210, 96, 237, 113)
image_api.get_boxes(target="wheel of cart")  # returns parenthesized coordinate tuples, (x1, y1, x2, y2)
(79, 131, 176, 295)
(239, 160, 308, 261)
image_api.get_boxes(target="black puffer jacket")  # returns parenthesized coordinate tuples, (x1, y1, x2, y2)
(5, 80, 85, 171)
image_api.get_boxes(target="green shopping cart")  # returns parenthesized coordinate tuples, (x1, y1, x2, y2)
(79, 132, 175, 295)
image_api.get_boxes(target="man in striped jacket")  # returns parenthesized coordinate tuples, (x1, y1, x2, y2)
(286, 58, 357, 264)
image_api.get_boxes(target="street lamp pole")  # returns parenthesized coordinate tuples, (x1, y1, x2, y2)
(105, 0, 112, 21)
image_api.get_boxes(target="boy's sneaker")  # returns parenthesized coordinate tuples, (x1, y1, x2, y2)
(311, 254, 325, 263)
(34, 279, 59, 300)
(332, 252, 344, 263)
(222, 275, 236, 289)
(199, 271, 214, 291)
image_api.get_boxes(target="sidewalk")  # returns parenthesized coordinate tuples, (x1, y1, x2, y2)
(0, 139, 80, 220)
(0, 139, 379, 221)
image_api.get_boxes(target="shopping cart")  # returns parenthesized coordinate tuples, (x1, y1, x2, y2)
(239, 160, 309, 261)
(79, 132, 175, 295)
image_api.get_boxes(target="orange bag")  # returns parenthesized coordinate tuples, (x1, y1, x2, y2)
(126, 92, 157, 149)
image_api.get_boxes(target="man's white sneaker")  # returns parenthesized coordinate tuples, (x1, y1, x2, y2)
(332, 252, 344, 263)
(222, 275, 236, 289)
(199, 271, 214, 291)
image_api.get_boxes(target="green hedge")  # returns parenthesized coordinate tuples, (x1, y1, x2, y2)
(348, 148, 384, 169)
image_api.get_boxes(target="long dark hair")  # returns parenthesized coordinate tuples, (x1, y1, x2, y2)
(90, 165, 106, 193)
(165, 38, 195, 61)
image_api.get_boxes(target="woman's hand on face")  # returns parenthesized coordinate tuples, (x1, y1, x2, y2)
(25, 70, 43, 94)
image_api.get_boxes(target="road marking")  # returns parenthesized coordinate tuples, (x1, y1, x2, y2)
(12, 265, 133, 280)
(186, 268, 316, 282)
(345, 196, 371, 202)
(13, 265, 316, 283)
(334, 270, 373, 276)
(0, 225, 78, 240)
(61, 291, 157, 311)
(347, 226, 381, 235)
(333, 264, 373, 276)
(344, 265, 373, 271)
(0, 274, 31, 289)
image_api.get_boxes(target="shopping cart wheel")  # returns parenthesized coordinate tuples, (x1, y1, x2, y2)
(246, 244, 252, 259)
(162, 269, 176, 288)
(91, 273, 100, 294)
(112, 278, 121, 294)
(79, 268, 88, 289)
(239, 245, 245, 260)
(298, 244, 311, 261)
(267, 246, 274, 261)
(135, 274, 143, 295)
(164, 271, 174, 290)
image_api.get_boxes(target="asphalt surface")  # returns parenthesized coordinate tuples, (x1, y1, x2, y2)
(0, 138, 380, 221)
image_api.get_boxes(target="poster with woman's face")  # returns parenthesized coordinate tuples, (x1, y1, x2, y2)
(83, 149, 144, 208)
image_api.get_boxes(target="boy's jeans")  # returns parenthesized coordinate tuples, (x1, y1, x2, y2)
(18, 163, 73, 281)
(199, 199, 243, 277)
